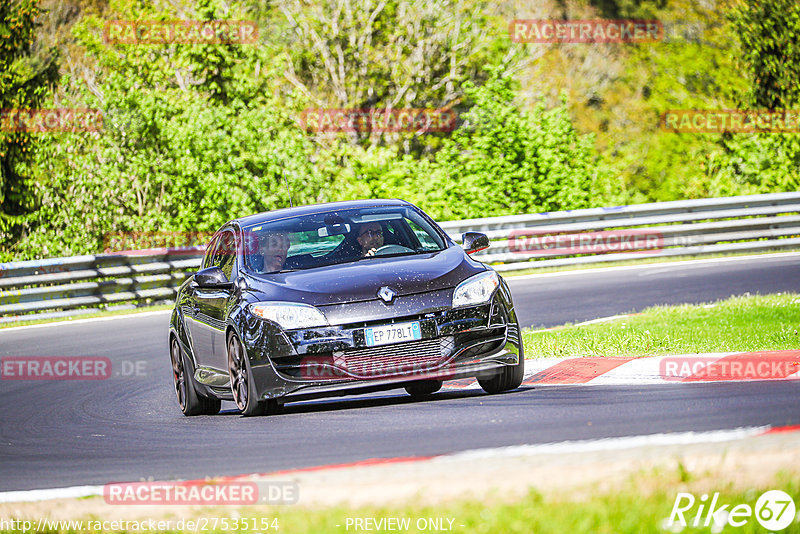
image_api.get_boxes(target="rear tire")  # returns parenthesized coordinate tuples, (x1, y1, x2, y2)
(170, 336, 221, 416)
(404, 380, 443, 398)
(478, 344, 524, 394)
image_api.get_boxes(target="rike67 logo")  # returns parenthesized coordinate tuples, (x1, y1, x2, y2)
(666, 490, 797, 531)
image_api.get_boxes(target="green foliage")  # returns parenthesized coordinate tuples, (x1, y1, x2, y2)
(707, 133, 800, 196)
(530, 0, 749, 202)
(12, 0, 322, 259)
(0, 0, 58, 243)
(310, 69, 613, 221)
(619, 5, 746, 200)
(705, 0, 800, 197)
(317, 143, 435, 207)
(275, 0, 517, 155)
(728, 0, 800, 110)
(580, 0, 800, 200)
(4, 0, 800, 261)
(424, 69, 612, 220)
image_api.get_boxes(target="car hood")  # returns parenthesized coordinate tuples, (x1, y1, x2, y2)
(245, 246, 485, 307)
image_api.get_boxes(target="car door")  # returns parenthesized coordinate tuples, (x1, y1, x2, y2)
(182, 234, 216, 363)
(189, 229, 236, 373)
(207, 228, 239, 372)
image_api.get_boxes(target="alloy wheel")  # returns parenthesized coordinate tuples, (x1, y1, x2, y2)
(170, 338, 187, 410)
(228, 335, 249, 411)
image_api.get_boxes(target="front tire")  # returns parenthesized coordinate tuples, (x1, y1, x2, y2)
(227, 332, 269, 416)
(478, 344, 525, 394)
(170, 336, 221, 416)
(404, 380, 442, 398)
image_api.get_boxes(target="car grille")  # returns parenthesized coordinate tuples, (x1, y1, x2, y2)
(337, 336, 455, 378)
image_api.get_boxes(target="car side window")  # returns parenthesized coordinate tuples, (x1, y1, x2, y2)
(407, 219, 440, 250)
(202, 235, 219, 269)
(211, 230, 236, 280)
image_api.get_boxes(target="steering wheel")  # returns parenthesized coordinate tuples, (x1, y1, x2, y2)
(374, 244, 414, 255)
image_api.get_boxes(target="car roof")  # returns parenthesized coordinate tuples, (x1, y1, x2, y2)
(235, 199, 413, 227)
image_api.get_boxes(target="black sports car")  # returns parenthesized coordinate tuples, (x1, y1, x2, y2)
(169, 199, 524, 416)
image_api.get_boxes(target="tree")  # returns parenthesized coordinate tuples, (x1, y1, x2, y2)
(424, 68, 612, 220)
(520, 0, 748, 202)
(14, 0, 324, 259)
(0, 0, 59, 249)
(705, 0, 800, 195)
(728, 0, 800, 110)
(273, 0, 519, 153)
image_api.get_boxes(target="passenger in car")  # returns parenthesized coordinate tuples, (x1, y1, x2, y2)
(259, 232, 291, 272)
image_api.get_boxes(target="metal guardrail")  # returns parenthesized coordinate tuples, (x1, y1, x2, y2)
(439, 192, 800, 271)
(1, 192, 799, 320)
(0, 251, 203, 320)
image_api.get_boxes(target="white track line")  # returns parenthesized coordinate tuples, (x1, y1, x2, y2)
(0, 485, 104, 504)
(0, 310, 172, 333)
(436, 426, 770, 461)
(526, 314, 632, 333)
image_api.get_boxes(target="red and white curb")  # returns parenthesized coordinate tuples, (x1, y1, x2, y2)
(2, 425, 798, 504)
(441, 350, 800, 391)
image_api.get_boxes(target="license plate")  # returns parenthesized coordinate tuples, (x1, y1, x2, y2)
(364, 321, 422, 347)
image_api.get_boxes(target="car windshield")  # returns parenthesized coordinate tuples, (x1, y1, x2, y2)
(242, 205, 447, 274)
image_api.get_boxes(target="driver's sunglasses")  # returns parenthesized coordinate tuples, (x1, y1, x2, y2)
(359, 229, 383, 238)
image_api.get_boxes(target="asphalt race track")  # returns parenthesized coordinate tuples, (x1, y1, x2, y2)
(1, 254, 798, 492)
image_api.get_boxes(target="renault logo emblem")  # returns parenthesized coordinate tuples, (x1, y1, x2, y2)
(378, 286, 396, 303)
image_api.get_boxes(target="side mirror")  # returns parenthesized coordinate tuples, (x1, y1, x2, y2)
(194, 266, 233, 289)
(462, 232, 490, 254)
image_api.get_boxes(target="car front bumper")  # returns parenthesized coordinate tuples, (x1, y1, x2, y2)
(234, 287, 522, 403)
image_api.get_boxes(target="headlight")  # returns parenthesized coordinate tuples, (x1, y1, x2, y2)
(250, 302, 329, 329)
(452, 270, 499, 308)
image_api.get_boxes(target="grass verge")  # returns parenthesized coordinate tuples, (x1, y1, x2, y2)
(522, 292, 800, 358)
(1, 470, 797, 533)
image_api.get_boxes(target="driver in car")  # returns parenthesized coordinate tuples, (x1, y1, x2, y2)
(357, 222, 384, 257)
